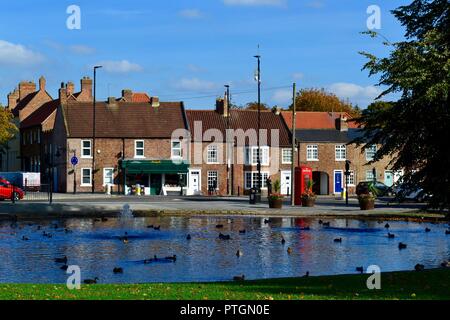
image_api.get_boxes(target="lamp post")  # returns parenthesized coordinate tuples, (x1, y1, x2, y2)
(92, 65, 102, 194)
(254, 54, 261, 201)
(345, 160, 351, 206)
(225, 84, 232, 196)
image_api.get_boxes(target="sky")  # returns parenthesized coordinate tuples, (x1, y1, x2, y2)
(0, 0, 409, 109)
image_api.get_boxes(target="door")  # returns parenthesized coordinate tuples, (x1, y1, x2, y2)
(189, 170, 201, 194)
(384, 171, 394, 187)
(334, 170, 343, 194)
(150, 174, 162, 195)
(280, 171, 291, 195)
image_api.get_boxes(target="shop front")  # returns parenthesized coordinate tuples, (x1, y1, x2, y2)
(121, 160, 189, 196)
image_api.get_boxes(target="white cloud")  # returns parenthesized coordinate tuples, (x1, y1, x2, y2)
(272, 89, 292, 105)
(0, 40, 44, 66)
(178, 9, 203, 19)
(69, 45, 95, 55)
(292, 72, 304, 80)
(174, 78, 218, 91)
(97, 60, 143, 73)
(328, 82, 382, 106)
(187, 64, 207, 73)
(223, 0, 286, 6)
(306, 1, 325, 9)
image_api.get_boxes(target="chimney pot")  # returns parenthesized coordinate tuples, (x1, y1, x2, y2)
(80, 77, 93, 98)
(122, 89, 133, 102)
(151, 96, 160, 108)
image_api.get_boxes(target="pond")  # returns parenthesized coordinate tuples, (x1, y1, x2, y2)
(0, 214, 449, 284)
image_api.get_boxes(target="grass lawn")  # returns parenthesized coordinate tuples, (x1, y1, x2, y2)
(0, 269, 449, 300)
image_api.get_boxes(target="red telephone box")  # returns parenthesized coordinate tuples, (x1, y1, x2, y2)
(294, 166, 313, 206)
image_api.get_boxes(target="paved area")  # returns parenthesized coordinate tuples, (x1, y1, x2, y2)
(0, 195, 438, 220)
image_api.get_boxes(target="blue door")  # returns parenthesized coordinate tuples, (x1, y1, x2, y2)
(334, 171, 343, 194)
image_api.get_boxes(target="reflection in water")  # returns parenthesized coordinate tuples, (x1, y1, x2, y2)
(0, 217, 449, 284)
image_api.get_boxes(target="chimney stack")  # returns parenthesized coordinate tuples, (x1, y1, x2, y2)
(59, 82, 68, 105)
(122, 89, 133, 102)
(7, 89, 20, 110)
(151, 96, 160, 108)
(80, 77, 93, 97)
(39, 76, 46, 91)
(336, 115, 348, 132)
(66, 81, 75, 95)
(215, 93, 229, 117)
(18, 81, 36, 100)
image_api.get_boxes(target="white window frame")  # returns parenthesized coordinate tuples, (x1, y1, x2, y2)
(335, 144, 347, 161)
(306, 145, 319, 161)
(366, 170, 375, 182)
(103, 168, 114, 186)
(81, 140, 92, 159)
(81, 168, 92, 187)
(244, 171, 269, 190)
(171, 140, 182, 159)
(347, 170, 355, 186)
(245, 146, 270, 166)
(206, 145, 219, 164)
(134, 140, 145, 158)
(282, 148, 293, 164)
(207, 171, 219, 190)
(365, 145, 377, 161)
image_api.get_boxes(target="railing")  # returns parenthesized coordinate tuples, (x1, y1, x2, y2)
(1, 181, 51, 203)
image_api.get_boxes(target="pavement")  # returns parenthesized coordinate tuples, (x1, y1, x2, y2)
(0, 194, 442, 220)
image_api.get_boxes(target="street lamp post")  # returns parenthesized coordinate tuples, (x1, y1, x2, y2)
(92, 65, 102, 194)
(225, 84, 232, 196)
(254, 54, 261, 201)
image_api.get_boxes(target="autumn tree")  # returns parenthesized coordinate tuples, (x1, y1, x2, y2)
(0, 105, 18, 154)
(244, 101, 270, 111)
(288, 89, 360, 116)
(354, 0, 450, 210)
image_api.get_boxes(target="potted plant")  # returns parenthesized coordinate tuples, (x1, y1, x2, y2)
(268, 180, 284, 209)
(301, 180, 316, 207)
(358, 182, 378, 210)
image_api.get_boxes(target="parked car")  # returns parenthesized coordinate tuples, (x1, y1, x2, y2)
(0, 178, 25, 201)
(356, 181, 393, 197)
(393, 184, 430, 202)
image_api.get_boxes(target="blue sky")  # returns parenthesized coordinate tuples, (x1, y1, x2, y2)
(0, 0, 409, 109)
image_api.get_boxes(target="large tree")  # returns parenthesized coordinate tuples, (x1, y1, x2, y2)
(244, 101, 270, 111)
(354, 0, 450, 210)
(288, 88, 360, 116)
(0, 105, 17, 153)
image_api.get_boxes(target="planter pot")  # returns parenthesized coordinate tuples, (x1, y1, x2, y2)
(269, 198, 283, 209)
(358, 197, 375, 210)
(301, 197, 316, 207)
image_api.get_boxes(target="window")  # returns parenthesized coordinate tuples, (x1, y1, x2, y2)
(245, 146, 269, 166)
(366, 170, 375, 182)
(135, 140, 145, 158)
(335, 145, 346, 161)
(171, 140, 182, 159)
(347, 170, 355, 186)
(282, 148, 293, 164)
(244, 172, 269, 189)
(207, 145, 218, 164)
(306, 145, 319, 161)
(207, 171, 218, 190)
(81, 168, 92, 186)
(365, 145, 377, 161)
(81, 140, 92, 158)
(103, 168, 114, 186)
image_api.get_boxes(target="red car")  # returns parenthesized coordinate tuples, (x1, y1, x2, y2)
(0, 178, 24, 201)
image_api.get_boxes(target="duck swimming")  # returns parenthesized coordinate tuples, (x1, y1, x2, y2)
(287, 247, 293, 254)
(239, 229, 246, 234)
(398, 242, 407, 250)
(153, 226, 161, 231)
(218, 233, 231, 240)
(113, 267, 123, 274)
(233, 275, 245, 281)
(281, 237, 286, 245)
(334, 238, 342, 243)
(54, 256, 68, 264)
(186, 234, 192, 240)
(388, 233, 395, 239)
(385, 223, 390, 229)
(425, 228, 431, 232)
(356, 267, 364, 274)
(83, 277, 99, 284)
(236, 250, 243, 257)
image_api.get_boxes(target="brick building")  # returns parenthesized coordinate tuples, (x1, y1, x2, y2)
(281, 111, 397, 195)
(186, 95, 294, 196)
(52, 86, 190, 194)
(3, 76, 53, 173)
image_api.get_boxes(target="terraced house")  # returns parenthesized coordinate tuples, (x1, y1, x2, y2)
(186, 95, 294, 196)
(282, 111, 398, 195)
(52, 84, 190, 195)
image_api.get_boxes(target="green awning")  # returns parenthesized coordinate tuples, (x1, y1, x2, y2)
(121, 159, 189, 174)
